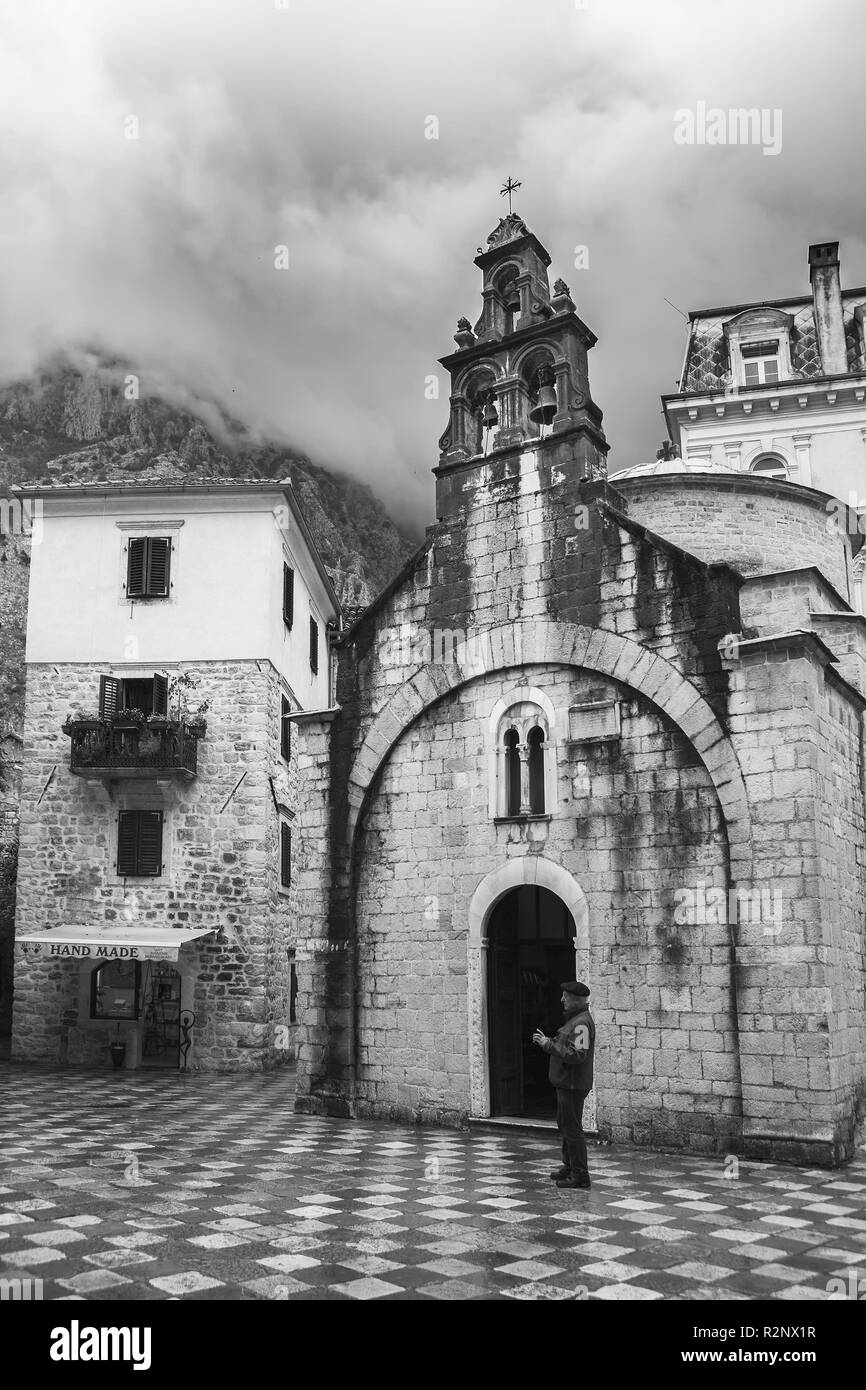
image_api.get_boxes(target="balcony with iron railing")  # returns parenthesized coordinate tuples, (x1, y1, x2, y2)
(62, 718, 203, 780)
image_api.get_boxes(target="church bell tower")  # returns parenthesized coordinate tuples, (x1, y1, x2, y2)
(435, 194, 608, 519)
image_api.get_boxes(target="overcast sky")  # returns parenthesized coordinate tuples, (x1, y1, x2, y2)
(1, 0, 864, 532)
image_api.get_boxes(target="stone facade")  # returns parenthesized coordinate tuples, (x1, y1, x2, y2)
(12, 659, 298, 1071)
(619, 473, 854, 599)
(294, 215, 866, 1167)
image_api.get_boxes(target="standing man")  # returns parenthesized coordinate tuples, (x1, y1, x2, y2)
(533, 981, 595, 1190)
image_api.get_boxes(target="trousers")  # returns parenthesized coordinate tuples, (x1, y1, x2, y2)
(556, 1087, 589, 1176)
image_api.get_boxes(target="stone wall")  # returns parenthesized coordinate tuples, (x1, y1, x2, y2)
(295, 439, 866, 1164)
(739, 568, 849, 639)
(617, 474, 854, 600)
(12, 659, 296, 1072)
(353, 663, 736, 1149)
(298, 449, 753, 1149)
(724, 634, 866, 1162)
(0, 530, 29, 737)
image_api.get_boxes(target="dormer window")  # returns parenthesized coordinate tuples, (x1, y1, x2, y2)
(741, 339, 780, 386)
(724, 309, 794, 391)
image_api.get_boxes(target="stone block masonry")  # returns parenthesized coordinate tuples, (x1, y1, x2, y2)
(12, 660, 298, 1072)
(353, 663, 738, 1151)
(295, 432, 866, 1166)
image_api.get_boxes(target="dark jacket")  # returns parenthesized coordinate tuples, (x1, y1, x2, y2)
(544, 1003, 595, 1091)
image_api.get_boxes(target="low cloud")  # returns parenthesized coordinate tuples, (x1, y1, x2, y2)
(0, 0, 864, 529)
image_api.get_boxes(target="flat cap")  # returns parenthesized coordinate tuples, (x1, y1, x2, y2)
(560, 980, 590, 998)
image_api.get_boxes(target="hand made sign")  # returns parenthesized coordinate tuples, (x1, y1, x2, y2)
(27, 942, 179, 962)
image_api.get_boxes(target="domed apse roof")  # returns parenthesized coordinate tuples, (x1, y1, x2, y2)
(611, 455, 740, 480)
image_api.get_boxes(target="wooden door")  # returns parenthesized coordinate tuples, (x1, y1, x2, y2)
(489, 936, 522, 1115)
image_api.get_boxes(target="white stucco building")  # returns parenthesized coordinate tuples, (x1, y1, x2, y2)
(11, 479, 340, 1072)
(659, 243, 865, 485)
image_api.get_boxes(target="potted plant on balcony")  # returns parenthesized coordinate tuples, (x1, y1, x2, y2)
(167, 672, 210, 737)
(112, 707, 147, 732)
(61, 710, 102, 734)
(109, 1025, 126, 1070)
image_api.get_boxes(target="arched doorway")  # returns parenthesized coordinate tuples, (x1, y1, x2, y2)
(487, 885, 577, 1117)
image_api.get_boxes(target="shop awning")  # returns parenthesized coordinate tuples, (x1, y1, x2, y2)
(17, 927, 217, 963)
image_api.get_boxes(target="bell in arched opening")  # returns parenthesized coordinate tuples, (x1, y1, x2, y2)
(481, 389, 499, 429)
(529, 365, 557, 427)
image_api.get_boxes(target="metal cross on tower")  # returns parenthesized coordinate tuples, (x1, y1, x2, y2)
(499, 176, 522, 215)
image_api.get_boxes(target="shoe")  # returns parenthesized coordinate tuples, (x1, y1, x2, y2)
(556, 1174, 591, 1190)
(550, 1166, 571, 1182)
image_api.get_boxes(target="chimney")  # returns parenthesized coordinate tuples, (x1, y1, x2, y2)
(808, 241, 847, 375)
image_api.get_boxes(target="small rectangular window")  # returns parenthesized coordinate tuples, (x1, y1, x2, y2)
(91, 960, 141, 1020)
(309, 617, 319, 674)
(117, 810, 163, 877)
(280, 821, 291, 888)
(280, 694, 291, 761)
(283, 564, 294, 629)
(127, 537, 171, 599)
(742, 353, 779, 387)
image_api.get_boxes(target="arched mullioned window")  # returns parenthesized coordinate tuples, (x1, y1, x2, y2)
(504, 727, 521, 816)
(527, 725, 545, 812)
(491, 693, 557, 820)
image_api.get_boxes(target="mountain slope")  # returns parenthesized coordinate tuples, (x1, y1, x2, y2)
(0, 356, 417, 607)
(0, 355, 418, 734)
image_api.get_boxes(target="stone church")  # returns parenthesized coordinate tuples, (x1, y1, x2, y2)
(293, 212, 866, 1167)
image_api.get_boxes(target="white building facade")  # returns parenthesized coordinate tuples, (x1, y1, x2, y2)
(11, 480, 339, 1072)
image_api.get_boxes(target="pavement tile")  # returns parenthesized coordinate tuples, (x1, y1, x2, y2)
(2, 1063, 865, 1302)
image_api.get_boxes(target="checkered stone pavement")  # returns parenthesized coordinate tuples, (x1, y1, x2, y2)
(1, 1064, 865, 1301)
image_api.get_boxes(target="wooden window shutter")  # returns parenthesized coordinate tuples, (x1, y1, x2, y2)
(309, 617, 318, 674)
(127, 538, 146, 596)
(117, 811, 139, 876)
(280, 695, 291, 760)
(127, 537, 170, 598)
(117, 810, 163, 876)
(147, 538, 171, 597)
(137, 811, 163, 876)
(152, 673, 168, 717)
(99, 675, 121, 720)
(280, 822, 291, 887)
(283, 564, 294, 628)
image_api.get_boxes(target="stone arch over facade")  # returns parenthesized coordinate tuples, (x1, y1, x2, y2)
(466, 856, 592, 1120)
(346, 619, 752, 881)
